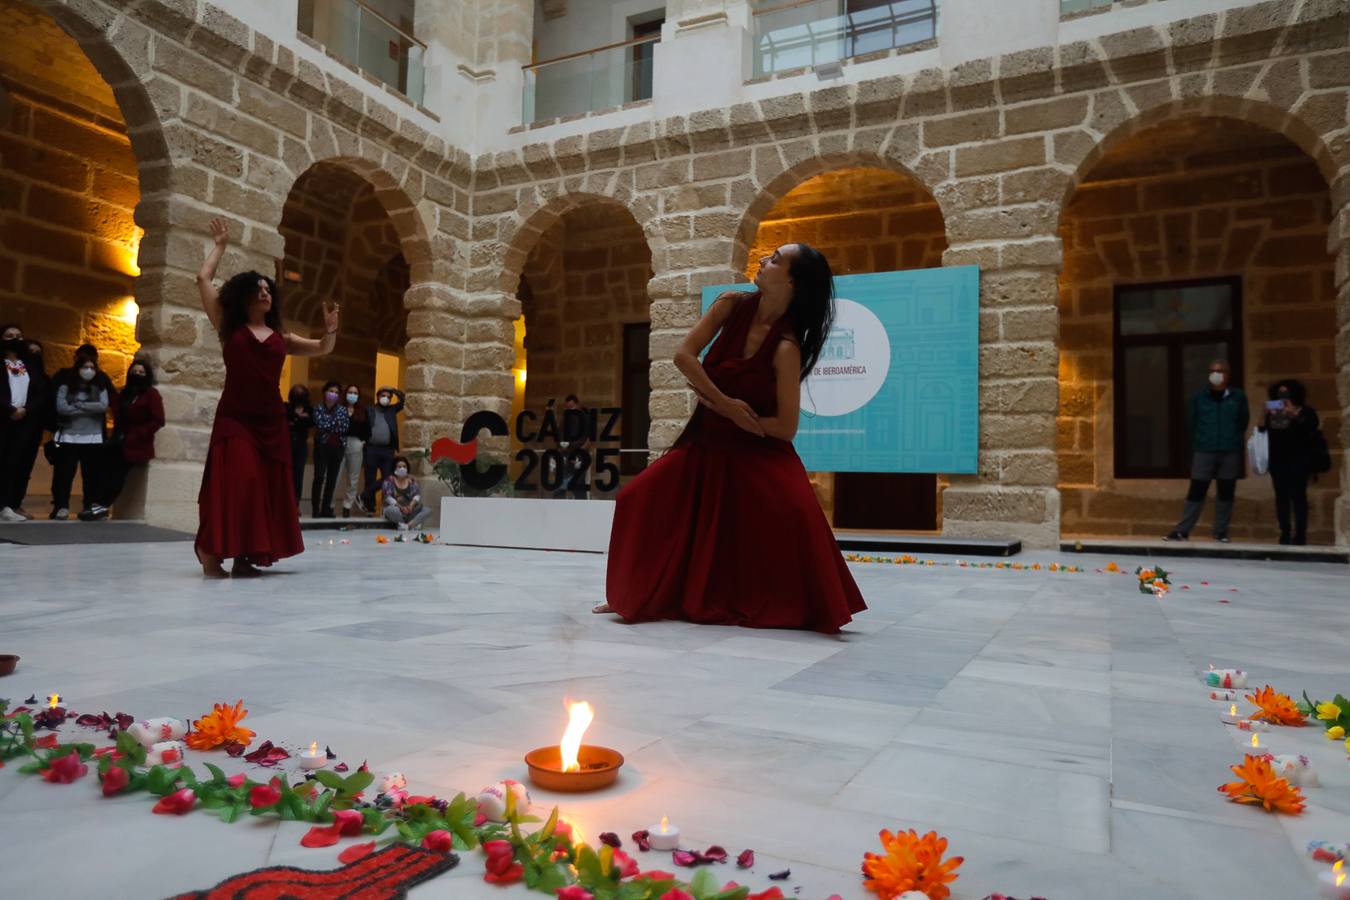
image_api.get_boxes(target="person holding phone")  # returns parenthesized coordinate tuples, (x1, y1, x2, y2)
(1263, 379, 1319, 545)
(1163, 360, 1249, 543)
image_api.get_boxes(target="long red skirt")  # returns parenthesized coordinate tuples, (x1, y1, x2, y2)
(605, 432, 866, 633)
(195, 435, 303, 566)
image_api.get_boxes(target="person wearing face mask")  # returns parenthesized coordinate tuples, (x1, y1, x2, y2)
(194, 217, 339, 577)
(50, 346, 113, 521)
(286, 384, 313, 506)
(1, 325, 50, 522)
(337, 384, 370, 518)
(1164, 360, 1250, 543)
(380, 454, 432, 531)
(1263, 379, 1321, 545)
(83, 355, 166, 520)
(310, 379, 350, 519)
(359, 385, 405, 515)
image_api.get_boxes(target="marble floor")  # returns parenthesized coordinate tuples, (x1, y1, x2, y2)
(0, 538, 1346, 899)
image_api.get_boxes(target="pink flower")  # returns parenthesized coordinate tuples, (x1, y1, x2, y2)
(422, 830, 454, 853)
(554, 820, 573, 840)
(556, 887, 594, 900)
(249, 784, 282, 809)
(227, 773, 247, 788)
(101, 766, 129, 796)
(484, 839, 523, 884)
(613, 850, 640, 879)
(152, 788, 196, 815)
(40, 750, 88, 784)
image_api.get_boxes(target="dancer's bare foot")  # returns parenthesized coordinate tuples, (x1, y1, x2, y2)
(591, 603, 613, 614)
(197, 548, 227, 579)
(231, 558, 263, 578)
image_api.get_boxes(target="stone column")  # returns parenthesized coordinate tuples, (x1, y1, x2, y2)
(131, 204, 285, 532)
(1332, 191, 1350, 547)
(402, 281, 466, 459)
(941, 207, 1063, 548)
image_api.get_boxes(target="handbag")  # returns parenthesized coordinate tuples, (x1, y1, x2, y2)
(1246, 428, 1269, 476)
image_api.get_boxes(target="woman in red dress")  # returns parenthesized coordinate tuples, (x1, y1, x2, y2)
(597, 243, 866, 632)
(194, 218, 339, 578)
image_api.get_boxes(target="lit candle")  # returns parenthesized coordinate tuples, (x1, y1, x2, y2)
(1319, 861, 1350, 899)
(646, 815, 680, 851)
(298, 741, 327, 770)
(1250, 733, 1260, 749)
(1220, 704, 1244, 726)
(48, 694, 60, 709)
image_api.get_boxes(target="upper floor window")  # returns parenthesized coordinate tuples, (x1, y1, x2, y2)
(751, 0, 937, 78)
(523, 12, 664, 124)
(298, 0, 426, 105)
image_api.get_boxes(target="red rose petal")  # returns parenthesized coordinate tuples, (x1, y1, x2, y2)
(334, 762, 349, 772)
(422, 830, 454, 853)
(300, 823, 343, 848)
(737, 849, 755, 869)
(249, 785, 282, 808)
(749, 889, 786, 900)
(482, 862, 524, 885)
(152, 788, 196, 815)
(599, 832, 622, 848)
(338, 841, 376, 864)
(333, 809, 364, 836)
(702, 846, 728, 863)
(35, 734, 59, 749)
(672, 850, 698, 867)
(101, 766, 129, 797)
(632, 829, 651, 851)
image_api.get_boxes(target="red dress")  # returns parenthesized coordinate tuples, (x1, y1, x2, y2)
(195, 327, 304, 566)
(605, 292, 867, 633)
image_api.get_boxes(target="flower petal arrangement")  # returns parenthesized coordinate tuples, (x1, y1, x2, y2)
(186, 701, 256, 751)
(862, 829, 963, 900)
(1218, 754, 1305, 815)
(1299, 692, 1350, 740)
(1246, 686, 1307, 726)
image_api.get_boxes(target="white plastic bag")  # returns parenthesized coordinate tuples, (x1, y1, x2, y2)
(1247, 428, 1269, 476)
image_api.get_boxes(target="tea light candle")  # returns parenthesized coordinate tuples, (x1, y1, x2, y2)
(1220, 704, 1244, 726)
(647, 816, 680, 851)
(298, 742, 326, 770)
(1209, 690, 1237, 701)
(1319, 861, 1349, 899)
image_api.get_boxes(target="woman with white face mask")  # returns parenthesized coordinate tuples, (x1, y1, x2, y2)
(50, 345, 112, 521)
(337, 384, 370, 518)
(380, 454, 432, 531)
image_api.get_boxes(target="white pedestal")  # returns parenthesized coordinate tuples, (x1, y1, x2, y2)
(438, 496, 616, 553)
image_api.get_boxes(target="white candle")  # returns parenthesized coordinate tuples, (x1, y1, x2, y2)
(1220, 704, 1244, 726)
(298, 742, 327, 770)
(1235, 719, 1269, 733)
(647, 816, 680, 851)
(1319, 862, 1349, 899)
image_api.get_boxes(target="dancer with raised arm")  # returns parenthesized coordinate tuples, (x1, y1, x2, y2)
(194, 218, 340, 578)
(597, 243, 866, 632)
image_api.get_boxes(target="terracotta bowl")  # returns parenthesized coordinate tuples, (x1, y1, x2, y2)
(0, 655, 18, 677)
(524, 744, 624, 792)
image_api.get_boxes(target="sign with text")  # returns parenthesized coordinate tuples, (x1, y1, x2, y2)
(700, 266, 979, 473)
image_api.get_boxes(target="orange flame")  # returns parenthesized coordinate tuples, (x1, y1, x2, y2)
(309, 742, 318, 755)
(560, 700, 594, 773)
(658, 815, 669, 834)
(48, 694, 60, 709)
(1229, 704, 1237, 716)
(1251, 733, 1259, 748)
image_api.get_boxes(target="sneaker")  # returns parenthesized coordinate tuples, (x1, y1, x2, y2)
(397, 522, 409, 532)
(0, 507, 25, 523)
(1162, 531, 1187, 542)
(12, 507, 31, 520)
(84, 505, 109, 521)
(1214, 533, 1230, 543)
(50, 507, 69, 521)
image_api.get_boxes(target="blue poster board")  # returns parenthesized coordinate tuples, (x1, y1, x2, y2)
(700, 267, 979, 473)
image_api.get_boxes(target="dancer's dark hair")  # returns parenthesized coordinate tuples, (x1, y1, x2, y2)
(217, 271, 281, 338)
(784, 243, 835, 382)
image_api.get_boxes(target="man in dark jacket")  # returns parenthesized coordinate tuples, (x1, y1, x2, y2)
(358, 386, 405, 514)
(1164, 360, 1249, 543)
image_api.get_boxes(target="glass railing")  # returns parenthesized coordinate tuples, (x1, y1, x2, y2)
(298, 0, 426, 105)
(751, 0, 937, 78)
(1060, 0, 1114, 13)
(522, 35, 659, 124)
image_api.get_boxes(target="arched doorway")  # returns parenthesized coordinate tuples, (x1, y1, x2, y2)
(279, 161, 414, 513)
(743, 165, 949, 531)
(1058, 116, 1341, 544)
(514, 199, 654, 496)
(0, 0, 144, 515)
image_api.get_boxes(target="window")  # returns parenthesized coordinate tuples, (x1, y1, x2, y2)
(1113, 277, 1243, 478)
(621, 323, 651, 476)
(297, 0, 425, 104)
(751, 0, 937, 78)
(630, 18, 663, 103)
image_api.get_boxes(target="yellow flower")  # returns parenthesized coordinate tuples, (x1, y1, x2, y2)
(1344, 736, 1350, 754)
(1316, 701, 1342, 721)
(1326, 726, 1345, 740)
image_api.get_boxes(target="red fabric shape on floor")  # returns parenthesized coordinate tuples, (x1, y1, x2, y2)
(606, 291, 867, 633)
(165, 844, 457, 900)
(194, 327, 303, 566)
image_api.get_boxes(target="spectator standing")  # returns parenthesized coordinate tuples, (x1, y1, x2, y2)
(84, 356, 164, 520)
(51, 345, 113, 521)
(310, 380, 349, 518)
(338, 384, 369, 517)
(1264, 379, 1320, 546)
(1, 325, 49, 521)
(1164, 360, 1249, 543)
(359, 385, 404, 514)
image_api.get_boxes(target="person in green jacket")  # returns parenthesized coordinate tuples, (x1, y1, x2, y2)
(1164, 360, 1249, 543)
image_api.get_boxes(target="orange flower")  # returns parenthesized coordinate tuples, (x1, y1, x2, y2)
(1138, 569, 1155, 581)
(186, 700, 256, 750)
(1105, 562, 1120, 572)
(1218, 754, 1305, 814)
(1246, 685, 1307, 726)
(862, 829, 962, 900)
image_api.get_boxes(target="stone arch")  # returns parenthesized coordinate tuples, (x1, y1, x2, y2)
(1056, 106, 1344, 544)
(729, 150, 943, 278)
(1053, 94, 1347, 218)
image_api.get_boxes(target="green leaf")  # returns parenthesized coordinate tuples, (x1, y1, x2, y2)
(17, 761, 42, 774)
(203, 763, 227, 785)
(712, 887, 750, 900)
(575, 845, 604, 887)
(689, 868, 718, 900)
(534, 862, 574, 895)
(313, 770, 345, 791)
(343, 770, 374, 796)
(219, 802, 244, 824)
(313, 791, 334, 820)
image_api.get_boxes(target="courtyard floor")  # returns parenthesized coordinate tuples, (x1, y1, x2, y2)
(0, 537, 1346, 899)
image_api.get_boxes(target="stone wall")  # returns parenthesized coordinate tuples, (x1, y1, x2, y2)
(0, 0, 140, 378)
(1059, 116, 1340, 542)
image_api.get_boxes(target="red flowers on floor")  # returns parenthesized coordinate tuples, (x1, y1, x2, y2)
(40, 750, 88, 784)
(152, 788, 196, 815)
(421, 830, 453, 853)
(100, 766, 129, 796)
(248, 784, 281, 809)
(300, 809, 364, 847)
(482, 839, 523, 884)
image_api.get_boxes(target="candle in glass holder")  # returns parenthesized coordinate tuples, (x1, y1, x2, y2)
(647, 816, 680, 851)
